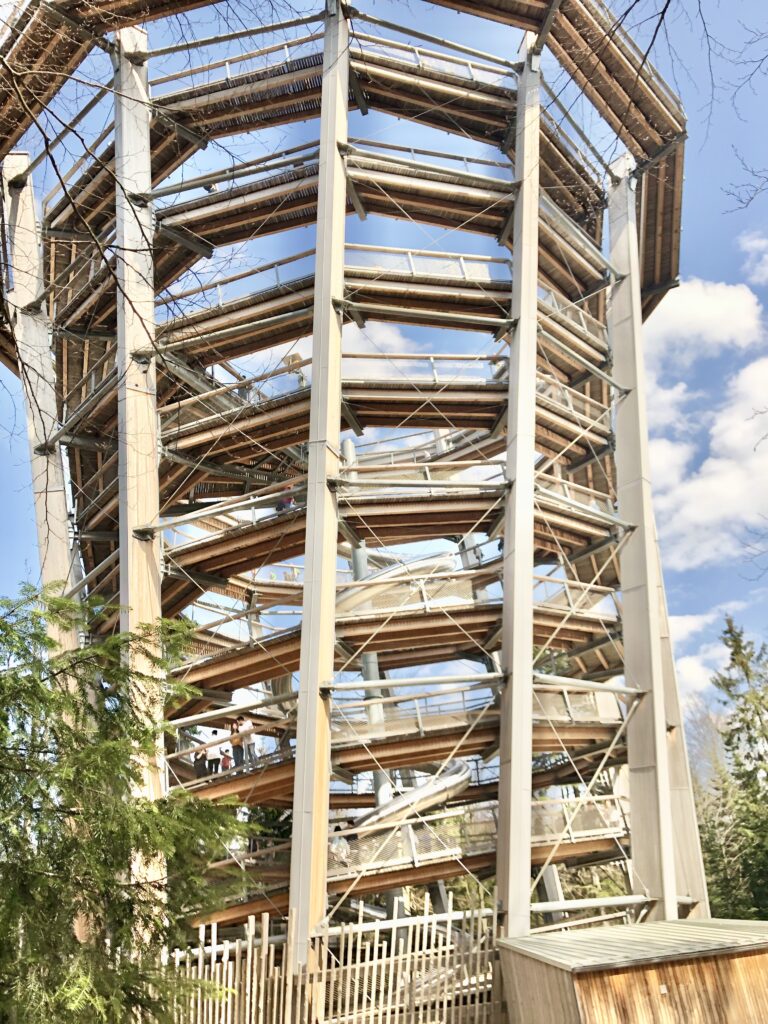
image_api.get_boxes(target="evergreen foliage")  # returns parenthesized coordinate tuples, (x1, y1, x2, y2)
(0, 586, 247, 1024)
(696, 764, 755, 919)
(693, 617, 768, 919)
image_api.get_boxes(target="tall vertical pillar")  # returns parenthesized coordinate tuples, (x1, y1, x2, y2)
(342, 438, 392, 809)
(114, 28, 163, 803)
(655, 535, 709, 916)
(3, 154, 77, 608)
(609, 154, 677, 921)
(496, 34, 540, 939)
(289, 2, 349, 970)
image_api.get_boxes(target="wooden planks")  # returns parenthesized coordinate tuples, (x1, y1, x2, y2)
(168, 901, 505, 1023)
(501, 923, 768, 1024)
(577, 948, 768, 1024)
(501, 953, 582, 1024)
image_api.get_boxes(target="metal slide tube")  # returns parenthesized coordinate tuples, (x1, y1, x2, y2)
(352, 760, 472, 831)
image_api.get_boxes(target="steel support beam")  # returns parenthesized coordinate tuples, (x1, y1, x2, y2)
(497, 35, 540, 939)
(608, 154, 677, 921)
(114, 28, 164, 803)
(532, 0, 563, 56)
(2, 154, 79, 607)
(288, 4, 349, 971)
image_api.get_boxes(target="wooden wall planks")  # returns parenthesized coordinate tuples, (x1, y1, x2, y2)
(576, 948, 768, 1024)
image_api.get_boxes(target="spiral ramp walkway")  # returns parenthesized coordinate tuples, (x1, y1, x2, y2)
(1, 0, 708, 1013)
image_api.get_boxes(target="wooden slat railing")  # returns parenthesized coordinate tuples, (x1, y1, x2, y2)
(167, 895, 504, 1023)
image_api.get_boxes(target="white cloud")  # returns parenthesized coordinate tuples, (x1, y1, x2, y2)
(655, 356, 768, 570)
(644, 277, 763, 369)
(670, 600, 747, 700)
(670, 612, 719, 647)
(739, 231, 768, 287)
(341, 322, 425, 381)
(342, 321, 419, 355)
(705, 354, 768, 458)
(669, 601, 746, 647)
(645, 374, 693, 434)
(676, 640, 730, 698)
(648, 437, 695, 493)
(232, 321, 418, 385)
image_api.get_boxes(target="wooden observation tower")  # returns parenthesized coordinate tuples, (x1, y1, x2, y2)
(0, 0, 712, 1018)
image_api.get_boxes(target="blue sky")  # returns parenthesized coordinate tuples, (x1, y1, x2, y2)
(633, 1, 768, 699)
(1, 0, 767, 705)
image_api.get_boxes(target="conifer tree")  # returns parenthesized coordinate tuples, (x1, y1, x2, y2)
(0, 586, 246, 1024)
(696, 764, 756, 919)
(693, 617, 768, 919)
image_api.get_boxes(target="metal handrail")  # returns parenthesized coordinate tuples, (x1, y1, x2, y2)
(347, 10, 522, 73)
(353, 31, 515, 87)
(158, 248, 316, 306)
(150, 30, 323, 88)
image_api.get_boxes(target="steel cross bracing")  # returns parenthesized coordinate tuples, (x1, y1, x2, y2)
(1, 0, 707, 998)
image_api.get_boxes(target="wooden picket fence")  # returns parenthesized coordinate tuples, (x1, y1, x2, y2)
(167, 896, 504, 1024)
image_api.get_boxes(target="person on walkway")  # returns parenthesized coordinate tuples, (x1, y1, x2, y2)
(240, 715, 259, 765)
(276, 485, 295, 513)
(329, 824, 351, 867)
(193, 749, 207, 779)
(206, 730, 221, 774)
(231, 720, 245, 769)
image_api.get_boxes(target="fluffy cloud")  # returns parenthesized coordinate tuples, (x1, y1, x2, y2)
(341, 322, 428, 382)
(342, 321, 420, 355)
(672, 602, 756, 699)
(648, 436, 695, 493)
(669, 600, 746, 647)
(645, 374, 694, 434)
(670, 601, 746, 701)
(232, 321, 419, 384)
(675, 641, 731, 698)
(644, 272, 768, 573)
(671, 614, 718, 647)
(644, 277, 763, 369)
(739, 232, 768, 287)
(654, 357, 768, 570)
(670, 596, 750, 701)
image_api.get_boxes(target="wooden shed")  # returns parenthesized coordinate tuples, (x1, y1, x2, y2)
(498, 919, 768, 1024)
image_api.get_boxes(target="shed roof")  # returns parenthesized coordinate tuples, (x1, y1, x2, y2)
(498, 920, 768, 973)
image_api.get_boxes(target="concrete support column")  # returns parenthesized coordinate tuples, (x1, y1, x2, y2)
(496, 34, 540, 939)
(114, 28, 164, 803)
(3, 154, 77, 612)
(289, 3, 349, 970)
(608, 155, 677, 921)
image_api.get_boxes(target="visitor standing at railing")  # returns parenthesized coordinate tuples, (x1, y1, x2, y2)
(193, 749, 207, 779)
(206, 730, 222, 774)
(276, 486, 296, 513)
(240, 715, 259, 765)
(329, 825, 350, 867)
(231, 720, 245, 769)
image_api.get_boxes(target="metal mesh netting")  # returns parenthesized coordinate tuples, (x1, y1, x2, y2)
(327, 797, 626, 881)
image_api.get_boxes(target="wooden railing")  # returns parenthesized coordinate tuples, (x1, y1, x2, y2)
(167, 897, 504, 1023)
